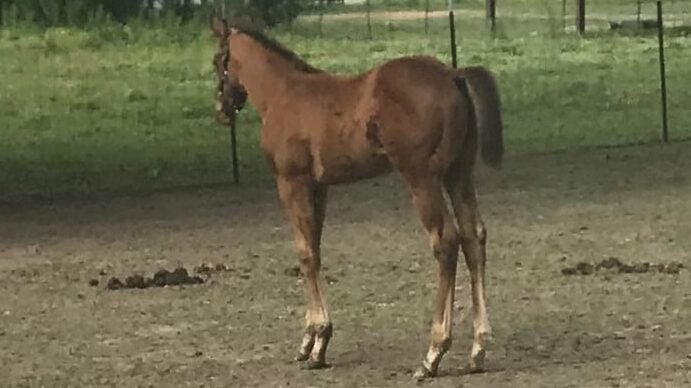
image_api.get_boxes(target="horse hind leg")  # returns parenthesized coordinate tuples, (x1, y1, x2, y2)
(403, 173, 460, 379)
(445, 154, 492, 373)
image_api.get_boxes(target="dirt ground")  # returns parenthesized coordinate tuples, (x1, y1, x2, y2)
(1, 142, 690, 388)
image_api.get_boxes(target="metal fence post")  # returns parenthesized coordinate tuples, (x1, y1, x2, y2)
(637, 0, 642, 29)
(657, 1, 669, 143)
(448, 0, 457, 68)
(576, 0, 585, 34)
(366, 0, 373, 39)
(230, 115, 239, 184)
(318, 0, 324, 38)
(425, 0, 430, 34)
(486, 0, 496, 34)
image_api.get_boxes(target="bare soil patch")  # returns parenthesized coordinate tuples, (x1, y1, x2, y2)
(1, 142, 690, 387)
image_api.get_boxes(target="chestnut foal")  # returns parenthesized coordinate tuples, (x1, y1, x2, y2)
(210, 17, 503, 378)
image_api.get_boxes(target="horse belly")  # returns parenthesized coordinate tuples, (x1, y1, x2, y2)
(314, 149, 391, 185)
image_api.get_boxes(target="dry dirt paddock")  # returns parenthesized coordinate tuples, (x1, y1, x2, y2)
(1, 143, 690, 388)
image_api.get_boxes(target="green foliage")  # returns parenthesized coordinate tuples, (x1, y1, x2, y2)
(0, 0, 142, 27)
(0, 0, 312, 28)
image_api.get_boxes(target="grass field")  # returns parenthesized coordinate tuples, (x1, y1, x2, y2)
(1, 2, 690, 202)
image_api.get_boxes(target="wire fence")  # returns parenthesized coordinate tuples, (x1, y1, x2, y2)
(2, 1, 690, 197)
(301, 0, 691, 38)
(285, 0, 691, 150)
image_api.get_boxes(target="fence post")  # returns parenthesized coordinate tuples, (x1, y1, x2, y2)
(562, 0, 567, 32)
(230, 115, 239, 184)
(657, 1, 669, 143)
(425, 0, 430, 34)
(318, 0, 324, 38)
(486, 0, 496, 34)
(448, 0, 457, 68)
(637, 0, 642, 29)
(576, 0, 585, 34)
(366, 0, 372, 39)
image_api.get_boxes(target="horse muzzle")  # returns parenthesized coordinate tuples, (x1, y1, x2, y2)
(215, 89, 247, 125)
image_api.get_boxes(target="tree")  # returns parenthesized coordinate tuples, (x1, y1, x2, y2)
(0, 0, 142, 26)
(98, 0, 141, 23)
(221, 0, 310, 27)
(0, 0, 311, 28)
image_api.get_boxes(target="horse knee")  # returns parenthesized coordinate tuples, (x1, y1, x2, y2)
(430, 325, 453, 350)
(295, 238, 319, 274)
(443, 224, 460, 254)
(475, 223, 487, 245)
(460, 221, 486, 245)
(431, 222, 459, 265)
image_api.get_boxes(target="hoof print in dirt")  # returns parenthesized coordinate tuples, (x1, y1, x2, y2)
(562, 257, 684, 276)
(103, 267, 204, 291)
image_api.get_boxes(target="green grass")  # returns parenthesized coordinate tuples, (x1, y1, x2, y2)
(1, 7, 690, 202)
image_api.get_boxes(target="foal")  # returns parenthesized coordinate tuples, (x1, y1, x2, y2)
(210, 18, 503, 378)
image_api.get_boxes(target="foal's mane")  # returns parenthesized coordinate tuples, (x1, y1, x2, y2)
(232, 25, 323, 74)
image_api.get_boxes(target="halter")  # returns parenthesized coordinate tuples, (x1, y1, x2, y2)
(217, 42, 230, 95)
(216, 41, 246, 115)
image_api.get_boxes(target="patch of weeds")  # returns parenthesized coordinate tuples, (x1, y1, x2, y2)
(70, 100, 100, 111)
(125, 88, 147, 103)
(496, 41, 524, 56)
(369, 43, 387, 52)
(22, 113, 53, 132)
(181, 105, 208, 119)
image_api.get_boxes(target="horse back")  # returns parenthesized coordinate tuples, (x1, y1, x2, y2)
(262, 56, 466, 183)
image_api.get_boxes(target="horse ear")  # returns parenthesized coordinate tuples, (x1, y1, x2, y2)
(210, 14, 228, 39)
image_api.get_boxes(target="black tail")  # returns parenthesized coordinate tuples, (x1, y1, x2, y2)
(455, 66, 504, 168)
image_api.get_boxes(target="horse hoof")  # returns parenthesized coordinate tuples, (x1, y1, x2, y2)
(294, 352, 310, 362)
(469, 348, 486, 373)
(301, 359, 329, 370)
(413, 365, 436, 380)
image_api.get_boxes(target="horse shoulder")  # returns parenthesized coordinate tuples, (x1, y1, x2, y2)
(261, 113, 313, 178)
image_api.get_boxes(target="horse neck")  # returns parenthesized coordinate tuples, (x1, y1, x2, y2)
(231, 35, 304, 117)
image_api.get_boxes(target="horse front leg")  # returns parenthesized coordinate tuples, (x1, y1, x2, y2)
(276, 175, 332, 369)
